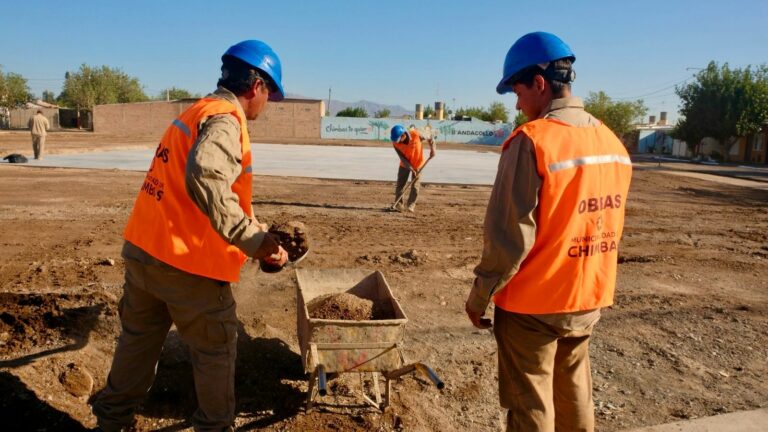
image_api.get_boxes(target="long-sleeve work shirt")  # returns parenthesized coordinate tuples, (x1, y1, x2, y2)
(468, 97, 603, 329)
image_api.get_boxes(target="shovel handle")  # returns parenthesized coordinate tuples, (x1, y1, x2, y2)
(392, 155, 434, 207)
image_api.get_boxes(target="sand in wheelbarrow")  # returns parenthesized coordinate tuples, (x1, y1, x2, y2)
(268, 221, 309, 262)
(308, 293, 395, 320)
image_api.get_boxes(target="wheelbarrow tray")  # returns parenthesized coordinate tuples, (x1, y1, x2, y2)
(295, 268, 408, 374)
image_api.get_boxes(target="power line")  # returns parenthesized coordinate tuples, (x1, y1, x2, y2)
(614, 76, 694, 101)
(610, 73, 693, 97)
(632, 91, 678, 101)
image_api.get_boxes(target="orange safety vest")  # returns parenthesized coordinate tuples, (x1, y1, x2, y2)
(123, 97, 253, 282)
(493, 118, 632, 314)
(393, 130, 425, 169)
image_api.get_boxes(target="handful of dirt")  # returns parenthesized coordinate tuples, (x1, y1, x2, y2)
(268, 221, 309, 262)
(308, 293, 374, 320)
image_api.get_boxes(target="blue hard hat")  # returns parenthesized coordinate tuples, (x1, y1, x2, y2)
(496, 32, 575, 95)
(223, 40, 285, 101)
(390, 124, 406, 142)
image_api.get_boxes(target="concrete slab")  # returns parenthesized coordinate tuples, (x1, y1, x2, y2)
(624, 408, 768, 432)
(15, 143, 501, 185)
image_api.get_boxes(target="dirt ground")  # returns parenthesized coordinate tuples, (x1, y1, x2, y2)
(0, 133, 767, 432)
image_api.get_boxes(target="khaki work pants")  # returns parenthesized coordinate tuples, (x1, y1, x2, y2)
(394, 165, 420, 208)
(93, 256, 238, 432)
(494, 308, 596, 432)
(32, 134, 45, 159)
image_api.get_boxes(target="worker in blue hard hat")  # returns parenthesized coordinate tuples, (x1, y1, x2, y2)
(92, 39, 289, 432)
(389, 124, 436, 212)
(466, 31, 632, 431)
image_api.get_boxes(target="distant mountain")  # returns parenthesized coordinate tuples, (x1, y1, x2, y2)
(286, 93, 412, 118)
(329, 99, 412, 117)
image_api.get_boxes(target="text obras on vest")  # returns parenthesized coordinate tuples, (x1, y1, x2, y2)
(140, 174, 165, 202)
(141, 143, 171, 202)
(577, 194, 622, 214)
(148, 143, 170, 172)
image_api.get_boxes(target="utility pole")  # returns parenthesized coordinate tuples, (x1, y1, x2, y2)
(327, 87, 332, 116)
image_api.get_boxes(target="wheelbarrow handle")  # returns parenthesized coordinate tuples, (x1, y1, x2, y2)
(317, 364, 328, 396)
(384, 362, 444, 390)
(415, 363, 445, 390)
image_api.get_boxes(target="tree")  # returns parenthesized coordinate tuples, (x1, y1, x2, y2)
(42, 90, 57, 104)
(584, 91, 647, 137)
(0, 68, 32, 109)
(673, 61, 768, 159)
(336, 106, 368, 117)
(374, 108, 391, 118)
(454, 102, 510, 122)
(423, 105, 435, 119)
(157, 87, 199, 100)
(513, 111, 528, 128)
(454, 106, 486, 120)
(58, 64, 149, 110)
(487, 101, 509, 122)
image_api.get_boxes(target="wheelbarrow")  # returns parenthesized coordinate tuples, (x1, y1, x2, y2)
(295, 268, 444, 410)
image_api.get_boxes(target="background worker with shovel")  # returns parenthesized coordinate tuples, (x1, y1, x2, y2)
(389, 124, 436, 212)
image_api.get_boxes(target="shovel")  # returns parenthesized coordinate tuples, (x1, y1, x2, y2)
(392, 154, 434, 209)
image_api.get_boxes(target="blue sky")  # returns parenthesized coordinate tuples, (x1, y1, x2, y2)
(3, 0, 766, 122)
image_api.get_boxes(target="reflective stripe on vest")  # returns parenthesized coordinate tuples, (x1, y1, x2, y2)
(549, 154, 632, 173)
(494, 118, 633, 314)
(123, 97, 253, 282)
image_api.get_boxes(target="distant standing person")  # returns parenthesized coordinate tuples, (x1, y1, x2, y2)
(28, 110, 50, 159)
(465, 32, 632, 431)
(91, 39, 289, 432)
(389, 124, 436, 212)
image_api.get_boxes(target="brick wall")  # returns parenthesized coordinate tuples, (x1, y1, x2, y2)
(93, 98, 322, 139)
(248, 99, 321, 139)
(9, 108, 60, 130)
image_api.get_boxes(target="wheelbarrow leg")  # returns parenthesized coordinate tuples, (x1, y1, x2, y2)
(360, 372, 382, 408)
(360, 372, 383, 408)
(306, 368, 317, 411)
(383, 378, 392, 410)
(371, 372, 382, 406)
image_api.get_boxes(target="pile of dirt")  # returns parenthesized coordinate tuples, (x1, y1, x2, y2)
(0, 293, 86, 355)
(308, 293, 375, 320)
(390, 249, 425, 266)
(307, 292, 396, 320)
(269, 220, 309, 262)
(357, 254, 383, 264)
